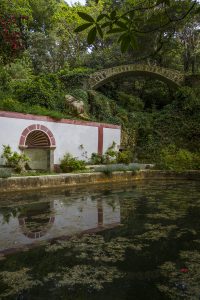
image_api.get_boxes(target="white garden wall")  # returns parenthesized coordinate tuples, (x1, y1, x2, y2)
(0, 111, 121, 167)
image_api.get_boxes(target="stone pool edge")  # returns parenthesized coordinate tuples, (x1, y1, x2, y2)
(0, 170, 200, 192)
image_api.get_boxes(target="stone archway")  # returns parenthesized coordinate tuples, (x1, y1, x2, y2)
(88, 64, 185, 89)
(19, 124, 56, 171)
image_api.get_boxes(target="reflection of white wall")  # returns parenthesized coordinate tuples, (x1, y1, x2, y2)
(0, 197, 121, 252)
(0, 215, 32, 249)
(0, 115, 121, 164)
(103, 202, 121, 225)
(52, 197, 98, 235)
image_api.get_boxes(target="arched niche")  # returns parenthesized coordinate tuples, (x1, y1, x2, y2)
(19, 124, 56, 171)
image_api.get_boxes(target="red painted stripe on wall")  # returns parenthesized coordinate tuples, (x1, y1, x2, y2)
(0, 110, 120, 129)
(98, 126, 103, 155)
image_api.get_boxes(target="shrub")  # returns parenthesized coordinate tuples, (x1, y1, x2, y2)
(0, 68, 11, 92)
(1, 145, 29, 173)
(140, 80, 170, 109)
(90, 153, 104, 165)
(0, 168, 12, 178)
(6, 58, 33, 80)
(60, 153, 86, 173)
(59, 67, 92, 88)
(117, 92, 144, 111)
(88, 90, 117, 123)
(104, 142, 118, 164)
(117, 150, 133, 164)
(13, 74, 65, 111)
(0, 98, 24, 112)
(174, 87, 200, 112)
(90, 142, 119, 165)
(158, 145, 200, 171)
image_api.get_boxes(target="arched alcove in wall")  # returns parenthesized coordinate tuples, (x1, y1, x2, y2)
(19, 124, 56, 171)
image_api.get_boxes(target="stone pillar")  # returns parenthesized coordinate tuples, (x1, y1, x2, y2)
(49, 148, 55, 172)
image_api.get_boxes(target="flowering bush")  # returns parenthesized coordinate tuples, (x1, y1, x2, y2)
(0, 14, 28, 62)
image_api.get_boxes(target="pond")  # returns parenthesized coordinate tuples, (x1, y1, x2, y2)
(0, 180, 200, 300)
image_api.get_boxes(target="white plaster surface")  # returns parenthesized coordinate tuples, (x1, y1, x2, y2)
(103, 127, 121, 153)
(0, 116, 121, 164)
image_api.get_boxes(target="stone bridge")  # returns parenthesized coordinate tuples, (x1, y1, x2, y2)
(88, 64, 186, 89)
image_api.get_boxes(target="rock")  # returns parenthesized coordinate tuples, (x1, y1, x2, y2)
(65, 95, 85, 115)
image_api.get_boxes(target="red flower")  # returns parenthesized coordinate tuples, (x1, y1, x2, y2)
(180, 268, 189, 273)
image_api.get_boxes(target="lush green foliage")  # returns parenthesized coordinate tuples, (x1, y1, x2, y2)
(0, 98, 70, 120)
(13, 74, 65, 110)
(117, 150, 133, 164)
(1, 145, 29, 173)
(59, 67, 92, 88)
(89, 83, 200, 165)
(0, 0, 199, 171)
(60, 153, 86, 173)
(117, 92, 144, 112)
(90, 143, 133, 165)
(88, 90, 121, 124)
(90, 153, 104, 165)
(90, 142, 118, 165)
(157, 145, 200, 171)
(75, 0, 199, 54)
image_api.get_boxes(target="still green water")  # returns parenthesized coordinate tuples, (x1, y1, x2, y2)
(0, 180, 200, 300)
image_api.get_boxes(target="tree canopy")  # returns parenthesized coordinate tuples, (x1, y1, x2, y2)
(0, 0, 199, 166)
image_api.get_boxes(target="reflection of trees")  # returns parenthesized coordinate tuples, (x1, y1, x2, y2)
(0, 207, 21, 224)
(0, 181, 200, 299)
(0, 191, 55, 224)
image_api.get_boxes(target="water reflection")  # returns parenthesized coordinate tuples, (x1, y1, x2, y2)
(0, 190, 121, 252)
(18, 202, 55, 239)
(1, 181, 200, 300)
